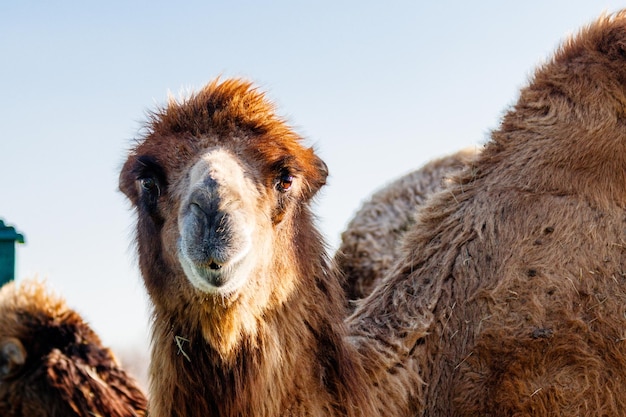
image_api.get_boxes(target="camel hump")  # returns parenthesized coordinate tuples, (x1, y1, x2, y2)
(480, 11, 626, 207)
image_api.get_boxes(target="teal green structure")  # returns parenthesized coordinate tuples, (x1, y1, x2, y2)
(0, 219, 25, 287)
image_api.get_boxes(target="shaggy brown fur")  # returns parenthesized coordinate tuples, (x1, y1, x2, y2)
(335, 148, 478, 302)
(349, 11, 626, 415)
(0, 280, 147, 417)
(120, 79, 419, 416)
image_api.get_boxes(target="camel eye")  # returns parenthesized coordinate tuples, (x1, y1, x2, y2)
(134, 156, 165, 199)
(277, 172, 293, 192)
(140, 177, 158, 194)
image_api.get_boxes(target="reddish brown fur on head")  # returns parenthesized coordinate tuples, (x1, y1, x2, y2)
(0, 280, 147, 417)
(120, 78, 327, 206)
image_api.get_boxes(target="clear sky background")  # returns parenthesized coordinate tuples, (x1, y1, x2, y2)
(2, 1, 624, 356)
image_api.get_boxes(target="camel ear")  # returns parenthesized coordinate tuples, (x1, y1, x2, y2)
(303, 150, 328, 198)
(0, 338, 26, 379)
(119, 154, 139, 202)
(315, 155, 329, 185)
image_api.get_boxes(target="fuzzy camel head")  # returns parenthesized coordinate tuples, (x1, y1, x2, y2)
(0, 280, 147, 417)
(119, 79, 386, 417)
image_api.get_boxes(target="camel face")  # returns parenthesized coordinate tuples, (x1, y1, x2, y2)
(177, 148, 264, 294)
(126, 138, 318, 298)
(120, 79, 329, 303)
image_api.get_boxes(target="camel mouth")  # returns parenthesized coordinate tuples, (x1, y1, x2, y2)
(208, 260, 222, 271)
(177, 238, 252, 294)
(178, 250, 228, 290)
(194, 263, 229, 288)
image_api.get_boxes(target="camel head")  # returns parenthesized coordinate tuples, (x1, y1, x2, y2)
(119, 78, 328, 312)
(0, 280, 147, 417)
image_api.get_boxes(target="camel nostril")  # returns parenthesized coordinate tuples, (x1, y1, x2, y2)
(190, 202, 204, 217)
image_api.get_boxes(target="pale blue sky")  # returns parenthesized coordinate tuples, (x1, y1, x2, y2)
(1, 1, 624, 353)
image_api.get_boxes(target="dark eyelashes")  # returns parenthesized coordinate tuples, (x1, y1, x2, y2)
(269, 156, 300, 194)
(275, 168, 294, 193)
(134, 156, 167, 191)
(139, 176, 160, 197)
(133, 156, 167, 214)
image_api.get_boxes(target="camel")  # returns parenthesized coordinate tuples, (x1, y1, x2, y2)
(335, 148, 478, 303)
(120, 11, 626, 416)
(348, 10, 626, 415)
(119, 78, 421, 416)
(0, 280, 147, 417)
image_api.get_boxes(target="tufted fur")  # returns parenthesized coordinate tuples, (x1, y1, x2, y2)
(349, 11, 626, 415)
(0, 280, 147, 417)
(119, 79, 419, 416)
(335, 148, 478, 303)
